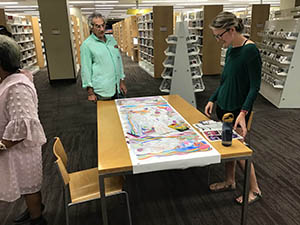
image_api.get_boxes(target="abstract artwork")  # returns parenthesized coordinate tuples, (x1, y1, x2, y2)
(116, 96, 220, 174)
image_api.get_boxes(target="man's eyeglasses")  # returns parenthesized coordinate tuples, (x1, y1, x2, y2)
(214, 29, 230, 39)
(92, 23, 106, 29)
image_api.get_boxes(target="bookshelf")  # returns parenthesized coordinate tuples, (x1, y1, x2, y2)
(70, 15, 81, 73)
(30, 16, 45, 68)
(112, 22, 120, 47)
(185, 5, 223, 75)
(160, 21, 205, 107)
(124, 16, 138, 60)
(138, 6, 174, 78)
(1, 11, 40, 75)
(258, 18, 300, 108)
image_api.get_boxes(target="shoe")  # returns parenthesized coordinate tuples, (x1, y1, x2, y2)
(235, 191, 262, 205)
(30, 216, 47, 225)
(209, 182, 236, 192)
(14, 204, 45, 224)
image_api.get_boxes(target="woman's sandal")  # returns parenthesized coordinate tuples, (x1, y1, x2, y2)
(209, 182, 236, 193)
(235, 191, 262, 205)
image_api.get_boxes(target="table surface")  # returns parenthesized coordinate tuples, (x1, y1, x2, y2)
(97, 95, 252, 175)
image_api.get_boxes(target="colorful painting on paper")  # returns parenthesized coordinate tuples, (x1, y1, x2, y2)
(115, 96, 220, 174)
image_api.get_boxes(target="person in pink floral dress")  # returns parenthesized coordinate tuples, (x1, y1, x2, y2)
(0, 35, 47, 225)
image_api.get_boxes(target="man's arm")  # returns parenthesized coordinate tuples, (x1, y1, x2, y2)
(80, 43, 96, 101)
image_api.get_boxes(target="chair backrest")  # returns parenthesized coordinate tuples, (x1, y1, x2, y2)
(247, 111, 254, 132)
(53, 137, 70, 185)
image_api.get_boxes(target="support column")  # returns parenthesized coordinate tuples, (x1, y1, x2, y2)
(37, 0, 76, 81)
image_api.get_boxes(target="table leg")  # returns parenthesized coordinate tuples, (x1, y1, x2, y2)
(241, 158, 251, 225)
(99, 175, 108, 225)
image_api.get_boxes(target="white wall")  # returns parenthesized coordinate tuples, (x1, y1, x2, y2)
(280, 0, 295, 9)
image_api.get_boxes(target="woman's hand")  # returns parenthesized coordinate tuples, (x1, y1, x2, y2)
(205, 101, 214, 117)
(234, 111, 247, 138)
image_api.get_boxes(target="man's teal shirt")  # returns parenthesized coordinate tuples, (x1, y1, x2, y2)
(80, 33, 125, 97)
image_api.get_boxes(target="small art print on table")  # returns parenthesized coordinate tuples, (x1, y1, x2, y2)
(194, 120, 243, 142)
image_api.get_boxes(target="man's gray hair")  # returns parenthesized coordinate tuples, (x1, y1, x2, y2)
(88, 12, 106, 29)
(0, 35, 21, 73)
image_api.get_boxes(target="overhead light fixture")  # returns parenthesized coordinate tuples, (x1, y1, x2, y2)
(142, 0, 208, 2)
(112, 4, 139, 7)
(80, 8, 116, 10)
(0, 2, 18, 5)
(94, 4, 117, 7)
(93, 7, 114, 9)
(4, 5, 38, 8)
(69, 1, 119, 4)
(5, 8, 38, 11)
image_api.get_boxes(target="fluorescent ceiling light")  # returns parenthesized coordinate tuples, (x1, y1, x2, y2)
(143, 0, 207, 2)
(80, 7, 115, 9)
(94, 7, 114, 9)
(69, 1, 119, 4)
(0, 2, 18, 5)
(178, 2, 232, 5)
(94, 5, 117, 7)
(96, 4, 134, 7)
(5, 5, 38, 8)
(111, 9, 127, 11)
(5, 8, 37, 11)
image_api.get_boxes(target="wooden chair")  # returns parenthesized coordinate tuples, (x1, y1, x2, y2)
(246, 111, 254, 146)
(53, 137, 132, 225)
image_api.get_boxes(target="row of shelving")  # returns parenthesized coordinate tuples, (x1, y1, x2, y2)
(113, 16, 139, 61)
(2, 13, 42, 74)
(184, 6, 223, 75)
(258, 16, 300, 108)
(138, 11, 155, 74)
(70, 15, 82, 74)
(160, 29, 205, 95)
(159, 21, 206, 107)
(160, 77, 205, 93)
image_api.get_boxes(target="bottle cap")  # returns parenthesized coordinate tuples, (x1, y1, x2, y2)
(222, 113, 234, 123)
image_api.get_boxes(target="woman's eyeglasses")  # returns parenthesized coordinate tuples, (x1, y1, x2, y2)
(214, 29, 230, 39)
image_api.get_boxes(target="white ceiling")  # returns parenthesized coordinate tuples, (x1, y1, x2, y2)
(0, 0, 281, 19)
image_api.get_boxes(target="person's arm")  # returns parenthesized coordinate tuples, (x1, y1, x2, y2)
(242, 47, 262, 111)
(207, 48, 229, 105)
(205, 79, 222, 117)
(2, 84, 46, 148)
(0, 139, 23, 150)
(81, 43, 96, 101)
(234, 47, 262, 137)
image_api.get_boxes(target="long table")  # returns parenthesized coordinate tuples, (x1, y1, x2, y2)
(97, 95, 252, 225)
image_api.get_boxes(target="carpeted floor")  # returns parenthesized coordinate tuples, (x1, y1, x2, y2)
(1, 53, 300, 225)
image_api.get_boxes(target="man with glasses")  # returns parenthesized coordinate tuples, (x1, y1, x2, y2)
(81, 13, 127, 102)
